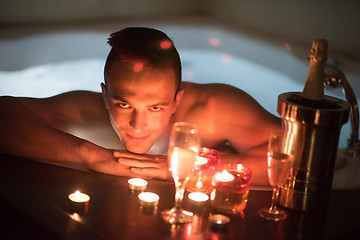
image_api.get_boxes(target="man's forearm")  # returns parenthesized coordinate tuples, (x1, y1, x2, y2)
(0, 96, 92, 165)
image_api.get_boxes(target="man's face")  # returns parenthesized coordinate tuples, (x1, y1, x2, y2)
(102, 61, 182, 154)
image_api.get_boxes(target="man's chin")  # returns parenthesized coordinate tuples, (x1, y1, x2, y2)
(124, 144, 152, 155)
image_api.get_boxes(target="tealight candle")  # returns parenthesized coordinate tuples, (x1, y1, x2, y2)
(208, 214, 230, 231)
(68, 190, 90, 213)
(214, 170, 235, 183)
(128, 178, 148, 191)
(68, 190, 90, 203)
(211, 164, 252, 214)
(195, 155, 209, 169)
(138, 192, 160, 207)
(188, 192, 209, 203)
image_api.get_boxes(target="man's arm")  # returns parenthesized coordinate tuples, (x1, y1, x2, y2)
(219, 143, 271, 186)
(1, 95, 82, 162)
(0, 92, 139, 178)
(183, 83, 282, 186)
(216, 85, 281, 186)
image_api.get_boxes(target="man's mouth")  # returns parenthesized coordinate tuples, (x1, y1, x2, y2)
(126, 133, 151, 142)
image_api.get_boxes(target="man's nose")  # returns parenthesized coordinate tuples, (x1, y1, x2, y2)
(129, 109, 147, 130)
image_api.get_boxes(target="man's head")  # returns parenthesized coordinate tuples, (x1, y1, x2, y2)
(101, 27, 183, 154)
(103, 27, 181, 92)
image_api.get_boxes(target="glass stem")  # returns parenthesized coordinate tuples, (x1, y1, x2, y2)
(173, 176, 189, 210)
(269, 186, 279, 212)
(174, 186, 184, 210)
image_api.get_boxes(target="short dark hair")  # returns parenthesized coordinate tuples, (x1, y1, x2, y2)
(104, 27, 182, 93)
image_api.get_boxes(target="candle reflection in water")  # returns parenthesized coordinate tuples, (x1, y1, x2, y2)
(69, 213, 81, 222)
(208, 214, 230, 232)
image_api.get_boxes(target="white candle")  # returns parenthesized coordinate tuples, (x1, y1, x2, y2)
(195, 155, 209, 168)
(68, 190, 90, 203)
(138, 192, 160, 206)
(128, 178, 148, 191)
(214, 170, 235, 183)
(188, 192, 209, 202)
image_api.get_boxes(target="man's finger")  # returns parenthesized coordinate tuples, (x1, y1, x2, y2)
(130, 167, 171, 181)
(119, 158, 167, 168)
(113, 151, 164, 162)
(88, 159, 142, 178)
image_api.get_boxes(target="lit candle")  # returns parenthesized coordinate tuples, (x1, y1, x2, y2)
(214, 170, 235, 183)
(68, 190, 90, 213)
(138, 192, 160, 207)
(128, 178, 148, 191)
(208, 214, 230, 231)
(195, 155, 209, 169)
(68, 190, 90, 203)
(188, 192, 209, 203)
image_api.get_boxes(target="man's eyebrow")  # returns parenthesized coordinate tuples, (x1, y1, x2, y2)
(147, 102, 170, 107)
(111, 96, 127, 102)
(111, 96, 170, 107)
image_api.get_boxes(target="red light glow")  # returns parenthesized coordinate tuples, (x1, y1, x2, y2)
(221, 54, 232, 63)
(160, 41, 171, 49)
(186, 71, 194, 80)
(134, 62, 143, 72)
(210, 38, 220, 46)
(284, 43, 291, 51)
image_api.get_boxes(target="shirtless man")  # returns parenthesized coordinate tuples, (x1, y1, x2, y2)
(0, 27, 280, 186)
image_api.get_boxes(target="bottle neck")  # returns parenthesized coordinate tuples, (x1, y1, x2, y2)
(301, 60, 325, 102)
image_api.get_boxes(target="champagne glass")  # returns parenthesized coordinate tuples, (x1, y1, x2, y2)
(161, 122, 200, 224)
(259, 130, 293, 221)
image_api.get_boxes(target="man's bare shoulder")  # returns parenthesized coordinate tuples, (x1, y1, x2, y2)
(177, 82, 253, 143)
(178, 82, 280, 149)
(180, 82, 260, 109)
(19, 90, 108, 125)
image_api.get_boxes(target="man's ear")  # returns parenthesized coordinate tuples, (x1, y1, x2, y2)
(173, 89, 184, 112)
(100, 83, 109, 109)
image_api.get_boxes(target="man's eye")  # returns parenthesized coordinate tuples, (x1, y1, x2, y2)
(116, 102, 131, 109)
(150, 106, 162, 112)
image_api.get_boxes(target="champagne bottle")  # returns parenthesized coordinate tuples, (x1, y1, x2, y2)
(300, 38, 328, 108)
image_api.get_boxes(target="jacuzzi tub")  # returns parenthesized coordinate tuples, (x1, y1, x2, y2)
(0, 21, 359, 149)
